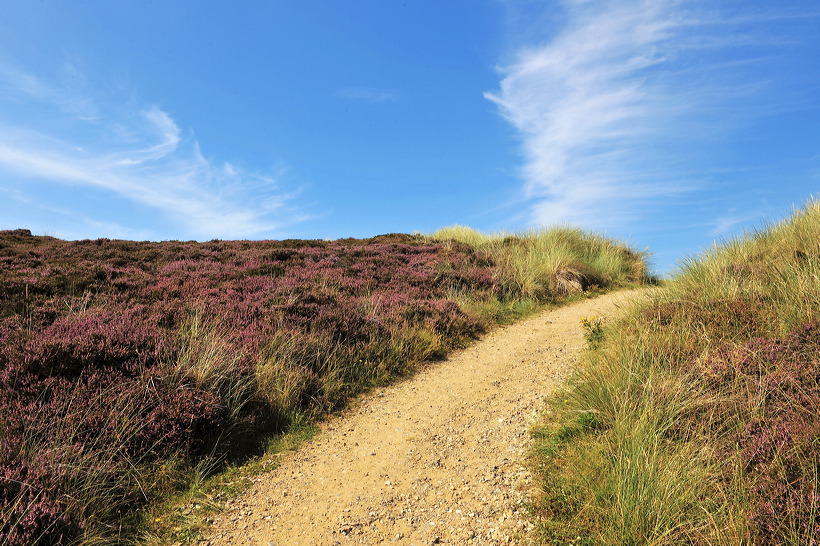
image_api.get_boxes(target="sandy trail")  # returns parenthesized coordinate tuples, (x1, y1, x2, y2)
(205, 289, 646, 545)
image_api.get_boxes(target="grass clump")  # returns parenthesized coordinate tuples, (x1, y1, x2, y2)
(431, 225, 650, 308)
(531, 198, 820, 545)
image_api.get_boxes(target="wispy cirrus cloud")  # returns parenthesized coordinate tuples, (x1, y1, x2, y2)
(0, 62, 307, 240)
(485, 0, 819, 232)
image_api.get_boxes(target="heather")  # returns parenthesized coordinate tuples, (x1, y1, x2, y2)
(531, 200, 820, 544)
(432, 225, 649, 306)
(0, 227, 647, 544)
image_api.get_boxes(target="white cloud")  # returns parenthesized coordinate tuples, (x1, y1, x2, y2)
(709, 210, 767, 238)
(485, 0, 693, 230)
(0, 60, 99, 121)
(137, 106, 181, 162)
(0, 63, 308, 240)
(485, 0, 815, 231)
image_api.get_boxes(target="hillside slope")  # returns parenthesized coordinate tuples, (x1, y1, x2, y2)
(0, 228, 647, 544)
(532, 200, 820, 544)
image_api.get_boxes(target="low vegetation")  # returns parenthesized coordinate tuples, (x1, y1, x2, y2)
(531, 199, 820, 544)
(433, 225, 649, 317)
(0, 227, 647, 544)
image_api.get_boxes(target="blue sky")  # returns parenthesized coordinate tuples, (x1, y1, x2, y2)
(1, 1, 818, 273)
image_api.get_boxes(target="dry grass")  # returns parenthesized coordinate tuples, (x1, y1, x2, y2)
(431, 225, 650, 302)
(530, 198, 820, 545)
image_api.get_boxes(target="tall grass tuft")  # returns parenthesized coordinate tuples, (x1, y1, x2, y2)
(531, 198, 820, 544)
(172, 310, 257, 425)
(431, 225, 650, 302)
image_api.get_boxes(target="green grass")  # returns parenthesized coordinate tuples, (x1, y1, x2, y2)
(139, 420, 320, 544)
(431, 225, 651, 303)
(530, 199, 820, 545)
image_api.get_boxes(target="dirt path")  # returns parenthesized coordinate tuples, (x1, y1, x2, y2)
(205, 289, 647, 545)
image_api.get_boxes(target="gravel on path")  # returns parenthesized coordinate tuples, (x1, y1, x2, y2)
(204, 289, 647, 545)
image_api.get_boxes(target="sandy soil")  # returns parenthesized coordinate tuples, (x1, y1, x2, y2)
(204, 289, 646, 545)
